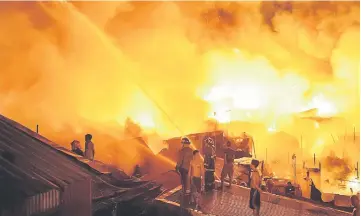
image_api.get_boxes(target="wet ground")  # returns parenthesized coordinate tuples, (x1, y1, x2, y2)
(139, 154, 354, 216)
(156, 185, 352, 216)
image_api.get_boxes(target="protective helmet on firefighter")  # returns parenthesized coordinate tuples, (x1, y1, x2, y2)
(204, 137, 215, 147)
(181, 137, 191, 145)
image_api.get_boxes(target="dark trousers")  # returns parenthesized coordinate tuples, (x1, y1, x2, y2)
(221, 163, 234, 185)
(249, 188, 261, 209)
(205, 171, 215, 191)
(179, 168, 189, 193)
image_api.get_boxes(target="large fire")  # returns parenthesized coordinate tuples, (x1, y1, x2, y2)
(0, 1, 359, 189)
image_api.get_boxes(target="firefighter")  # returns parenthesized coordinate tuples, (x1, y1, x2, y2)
(84, 134, 95, 161)
(176, 137, 193, 194)
(203, 136, 216, 191)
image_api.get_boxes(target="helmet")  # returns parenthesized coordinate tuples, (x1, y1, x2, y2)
(204, 137, 215, 146)
(181, 137, 191, 145)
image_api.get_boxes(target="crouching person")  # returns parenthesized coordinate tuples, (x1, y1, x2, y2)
(190, 150, 205, 211)
(71, 140, 84, 156)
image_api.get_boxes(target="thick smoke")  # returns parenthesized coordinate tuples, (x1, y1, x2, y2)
(0, 2, 359, 174)
(323, 151, 353, 180)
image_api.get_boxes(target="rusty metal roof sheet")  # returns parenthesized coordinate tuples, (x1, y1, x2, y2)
(0, 114, 162, 212)
(0, 165, 53, 198)
(0, 114, 127, 198)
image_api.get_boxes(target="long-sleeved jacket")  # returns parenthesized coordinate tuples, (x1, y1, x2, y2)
(176, 146, 193, 171)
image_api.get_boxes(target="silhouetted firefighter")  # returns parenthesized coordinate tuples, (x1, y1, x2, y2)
(203, 136, 216, 191)
(176, 137, 193, 194)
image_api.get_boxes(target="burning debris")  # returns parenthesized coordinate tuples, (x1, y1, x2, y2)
(323, 151, 353, 180)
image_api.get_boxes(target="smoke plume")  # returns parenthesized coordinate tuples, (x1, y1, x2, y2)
(0, 2, 359, 174)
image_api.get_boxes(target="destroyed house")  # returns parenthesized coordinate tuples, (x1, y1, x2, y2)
(0, 114, 161, 216)
(0, 156, 60, 216)
(163, 130, 251, 159)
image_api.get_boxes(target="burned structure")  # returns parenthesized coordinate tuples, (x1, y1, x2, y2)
(0, 114, 162, 216)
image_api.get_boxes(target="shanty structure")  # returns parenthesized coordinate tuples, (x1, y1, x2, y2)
(0, 114, 161, 216)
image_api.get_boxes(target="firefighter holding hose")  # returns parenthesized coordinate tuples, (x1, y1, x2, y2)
(219, 140, 235, 190)
(176, 137, 193, 194)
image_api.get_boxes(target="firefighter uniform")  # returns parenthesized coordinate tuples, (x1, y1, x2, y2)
(176, 137, 193, 194)
(203, 137, 216, 191)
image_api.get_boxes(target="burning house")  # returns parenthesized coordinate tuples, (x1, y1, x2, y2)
(0, 114, 162, 216)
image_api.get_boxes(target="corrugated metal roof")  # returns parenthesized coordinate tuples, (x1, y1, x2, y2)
(0, 114, 162, 212)
(0, 114, 128, 198)
(0, 116, 90, 185)
(0, 166, 52, 199)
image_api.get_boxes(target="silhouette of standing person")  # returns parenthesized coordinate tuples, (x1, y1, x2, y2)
(84, 134, 95, 161)
(219, 141, 235, 190)
(250, 159, 262, 216)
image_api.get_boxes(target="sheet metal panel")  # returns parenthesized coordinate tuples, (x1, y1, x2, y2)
(61, 176, 92, 216)
(24, 189, 60, 216)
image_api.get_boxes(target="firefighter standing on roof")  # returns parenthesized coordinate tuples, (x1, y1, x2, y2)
(176, 137, 193, 194)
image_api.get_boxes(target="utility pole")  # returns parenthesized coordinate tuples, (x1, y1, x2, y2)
(253, 138, 257, 159)
(300, 135, 303, 168)
(354, 126, 356, 145)
(343, 128, 347, 158)
(313, 153, 316, 166)
(292, 154, 297, 184)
